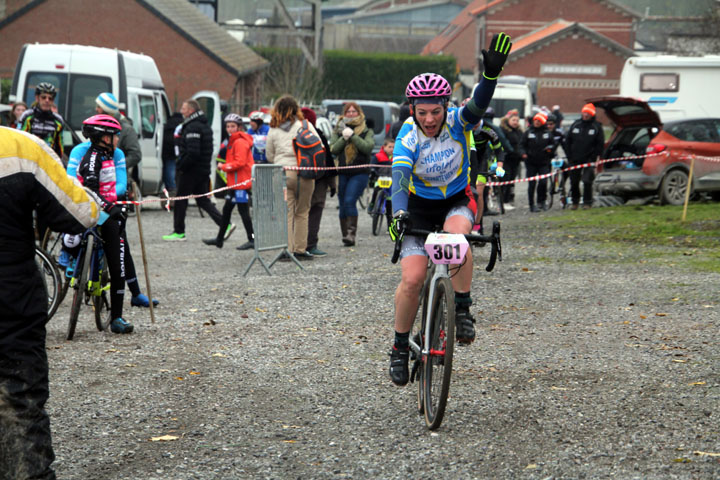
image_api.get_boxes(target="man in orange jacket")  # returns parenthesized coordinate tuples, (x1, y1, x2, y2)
(203, 113, 255, 249)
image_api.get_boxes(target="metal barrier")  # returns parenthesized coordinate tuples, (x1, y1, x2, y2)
(243, 164, 303, 275)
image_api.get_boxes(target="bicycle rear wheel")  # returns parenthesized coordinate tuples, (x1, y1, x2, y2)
(94, 267, 111, 331)
(36, 248, 62, 321)
(68, 236, 93, 340)
(423, 276, 455, 430)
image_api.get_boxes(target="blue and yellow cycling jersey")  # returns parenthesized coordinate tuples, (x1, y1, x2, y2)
(392, 107, 475, 201)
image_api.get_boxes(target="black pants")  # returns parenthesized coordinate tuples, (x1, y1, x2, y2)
(174, 172, 223, 234)
(526, 162, 550, 207)
(216, 194, 253, 243)
(1, 262, 56, 479)
(307, 177, 331, 250)
(100, 217, 127, 320)
(570, 165, 595, 206)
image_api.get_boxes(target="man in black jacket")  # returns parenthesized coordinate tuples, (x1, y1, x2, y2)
(1, 127, 100, 479)
(163, 100, 224, 241)
(521, 112, 555, 212)
(565, 103, 605, 209)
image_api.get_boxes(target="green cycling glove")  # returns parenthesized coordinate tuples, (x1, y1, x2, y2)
(482, 32, 513, 80)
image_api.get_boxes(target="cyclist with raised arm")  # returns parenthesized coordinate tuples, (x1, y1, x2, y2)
(67, 115, 134, 334)
(387, 33, 512, 386)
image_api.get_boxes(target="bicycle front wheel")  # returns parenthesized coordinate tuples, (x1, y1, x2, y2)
(68, 235, 93, 340)
(41, 229, 71, 306)
(36, 248, 62, 321)
(423, 276, 455, 430)
(94, 267, 111, 331)
(371, 192, 385, 236)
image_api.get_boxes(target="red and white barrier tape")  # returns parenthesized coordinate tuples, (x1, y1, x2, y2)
(118, 150, 720, 208)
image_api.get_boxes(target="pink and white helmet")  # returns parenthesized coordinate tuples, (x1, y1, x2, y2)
(406, 73, 452, 103)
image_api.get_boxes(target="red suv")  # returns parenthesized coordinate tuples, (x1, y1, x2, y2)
(591, 96, 720, 204)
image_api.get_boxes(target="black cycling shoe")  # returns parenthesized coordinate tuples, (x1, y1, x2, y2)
(455, 309, 476, 344)
(389, 346, 410, 386)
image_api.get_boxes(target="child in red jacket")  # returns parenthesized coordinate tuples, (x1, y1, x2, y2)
(203, 114, 255, 249)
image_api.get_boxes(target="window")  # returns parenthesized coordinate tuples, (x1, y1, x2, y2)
(68, 75, 112, 130)
(489, 99, 525, 118)
(195, 96, 215, 127)
(24, 72, 68, 115)
(139, 95, 157, 139)
(640, 73, 679, 92)
(667, 120, 716, 143)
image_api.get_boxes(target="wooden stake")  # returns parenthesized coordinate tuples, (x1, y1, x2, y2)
(133, 182, 155, 323)
(681, 155, 695, 223)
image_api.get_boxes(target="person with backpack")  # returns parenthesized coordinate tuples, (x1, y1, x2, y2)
(202, 114, 254, 250)
(266, 95, 319, 261)
(329, 102, 375, 247)
(302, 107, 336, 258)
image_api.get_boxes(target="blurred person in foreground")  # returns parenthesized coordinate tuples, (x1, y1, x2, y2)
(0, 127, 100, 479)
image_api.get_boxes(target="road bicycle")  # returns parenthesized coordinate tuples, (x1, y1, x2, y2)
(369, 175, 392, 236)
(35, 247, 62, 321)
(485, 173, 505, 215)
(547, 158, 568, 210)
(391, 221, 501, 429)
(66, 226, 112, 340)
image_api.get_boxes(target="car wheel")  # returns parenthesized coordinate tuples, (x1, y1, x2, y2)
(710, 191, 720, 202)
(659, 169, 689, 206)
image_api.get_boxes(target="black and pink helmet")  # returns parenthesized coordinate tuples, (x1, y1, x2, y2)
(82, 114, 122, 141)
(406, 73, 452, 104)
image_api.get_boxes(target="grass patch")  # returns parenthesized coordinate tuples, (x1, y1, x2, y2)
(542, 203, 720, 272)
(546, 203, 720, 247)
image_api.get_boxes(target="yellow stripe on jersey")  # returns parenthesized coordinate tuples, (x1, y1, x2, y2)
(0, 128, 99, 226)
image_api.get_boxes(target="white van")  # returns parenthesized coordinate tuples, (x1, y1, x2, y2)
(619, 55, 720, 122)
(488, 76, 534, 128)
(10, 44, 223, 196)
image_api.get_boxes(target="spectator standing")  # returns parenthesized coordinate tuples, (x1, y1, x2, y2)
(19, 82, 64, 159)
(248, 110, 270, 164)
(499, 109, 524, 205)
(161, 112, 184, 196)
(302, 107, 336, 257)
(329, 102, 374, 247)
(0, 127, 100, 479)
(552, 104, 564, 128)
(521, 112, 555, 212)
(7, 101, 27, 129)
(162, 99, 225, 242)
(94, 93, 142, 183)
(266, 95, 317, 260)
(202, 114, 254, 250)
(390, 102, 411, 140)
(565, 103, 604, 209)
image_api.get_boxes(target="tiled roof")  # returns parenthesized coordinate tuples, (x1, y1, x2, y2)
(469, 0, 641, 17)
(138, 0, 268, 77)
(509, 20, 636, 59)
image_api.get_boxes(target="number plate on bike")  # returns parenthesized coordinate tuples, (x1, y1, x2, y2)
(376, 176, 392, 189)
(424, 233, 469, 264)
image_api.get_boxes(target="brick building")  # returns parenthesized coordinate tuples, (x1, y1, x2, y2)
(422, 0, 641, 111)
(0, 0, 268, 112)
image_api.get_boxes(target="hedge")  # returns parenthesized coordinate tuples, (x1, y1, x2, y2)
(252, 47, 456, 104)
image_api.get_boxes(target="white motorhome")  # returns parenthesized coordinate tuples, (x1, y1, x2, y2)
(619, 55, 720, 122)
(10, 43, 223, 195)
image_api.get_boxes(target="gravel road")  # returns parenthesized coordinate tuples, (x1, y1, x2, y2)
(44, 192, 719, 479)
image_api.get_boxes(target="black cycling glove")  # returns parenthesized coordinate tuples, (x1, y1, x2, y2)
(389, 210, 410, 242)
(481, 32, 513, 80)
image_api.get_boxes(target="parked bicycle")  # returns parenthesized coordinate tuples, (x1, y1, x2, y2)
(547, 157, 568, 210)
(391, 221, 501, 429)
(66, 226, 112, 340)
(369, 175, 393, 236)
